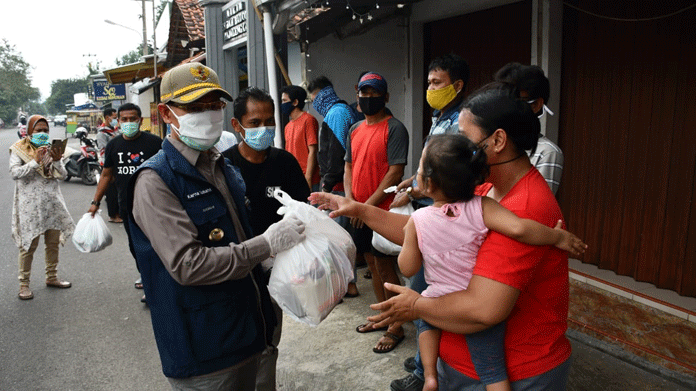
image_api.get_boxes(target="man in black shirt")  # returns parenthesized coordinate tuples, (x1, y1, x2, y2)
(223, 87, 309, 391)
(88, 103, 163, 299)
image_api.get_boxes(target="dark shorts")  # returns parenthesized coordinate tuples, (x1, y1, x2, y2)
(348, 223, 389, 257)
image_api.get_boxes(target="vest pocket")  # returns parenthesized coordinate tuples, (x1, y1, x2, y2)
(184, 194, 226, 227)
(181, 287, 259, 362)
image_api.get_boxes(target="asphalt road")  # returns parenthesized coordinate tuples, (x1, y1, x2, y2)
(0, 126, 692, 390)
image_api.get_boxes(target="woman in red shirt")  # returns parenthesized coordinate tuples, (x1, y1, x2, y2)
(310, 88, 574, 390)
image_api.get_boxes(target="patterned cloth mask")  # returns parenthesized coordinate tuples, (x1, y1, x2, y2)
(30, 132, 50, 147)
(242, 126, 275, 151)
(312, 87, 340, 117)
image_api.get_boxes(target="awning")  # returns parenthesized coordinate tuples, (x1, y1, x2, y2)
(102, 56, 167, 84)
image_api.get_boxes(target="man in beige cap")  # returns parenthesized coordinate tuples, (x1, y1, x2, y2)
(126, 62, 306, 390)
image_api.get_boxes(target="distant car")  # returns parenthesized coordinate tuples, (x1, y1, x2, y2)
(54, 115, 67, 127)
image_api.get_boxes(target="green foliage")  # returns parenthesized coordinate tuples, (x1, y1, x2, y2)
(0, 39, 40, 123)
(116, 49, 143, 66)
(24, 100, 48, 117)
(45, 78, 89, 115)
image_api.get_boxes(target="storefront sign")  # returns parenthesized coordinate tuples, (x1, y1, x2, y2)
(93, 80, 126, 101)
(223, 0, 247, 48)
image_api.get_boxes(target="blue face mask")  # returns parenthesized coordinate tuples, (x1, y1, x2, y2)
(281, 102, 295, 117)
(30, 132, 50, 147)
(243, 126, 275, 151)
(121, 122, 139, 137)
(110, 118, 118, 128)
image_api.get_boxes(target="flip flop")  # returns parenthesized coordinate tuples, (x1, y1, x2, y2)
(356, 322, 388, 334)
(134, 278, 143, 289)
(373, 332, 405, 354)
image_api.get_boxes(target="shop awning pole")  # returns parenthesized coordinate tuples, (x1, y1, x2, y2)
(262, 10, 283, 148)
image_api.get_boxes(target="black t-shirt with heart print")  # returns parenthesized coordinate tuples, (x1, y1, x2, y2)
(103, 132, 163, 212)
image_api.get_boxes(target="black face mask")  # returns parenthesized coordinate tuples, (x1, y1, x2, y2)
(358, 96, 386, 116)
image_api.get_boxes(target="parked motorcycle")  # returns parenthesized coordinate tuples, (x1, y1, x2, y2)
(63, 128, 100, 185)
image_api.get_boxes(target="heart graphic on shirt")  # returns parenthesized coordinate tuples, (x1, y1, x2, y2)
(129, 153, 141, 163)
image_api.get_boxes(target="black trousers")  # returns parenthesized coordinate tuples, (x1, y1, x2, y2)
(105, 183, 119, 218)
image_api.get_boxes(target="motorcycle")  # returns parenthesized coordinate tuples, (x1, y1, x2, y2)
(63, 129, 101, 185)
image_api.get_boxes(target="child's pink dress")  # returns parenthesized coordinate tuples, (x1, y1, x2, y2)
(411, 196, 488, 298)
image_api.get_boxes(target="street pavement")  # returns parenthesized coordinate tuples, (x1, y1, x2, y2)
(0, 126, 692, 390)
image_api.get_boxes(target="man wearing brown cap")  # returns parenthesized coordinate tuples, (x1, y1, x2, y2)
(126, 62, 306, 390)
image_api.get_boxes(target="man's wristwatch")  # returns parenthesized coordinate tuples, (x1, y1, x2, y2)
(405, 186, 415, 201)
(91, 200, 100, 207)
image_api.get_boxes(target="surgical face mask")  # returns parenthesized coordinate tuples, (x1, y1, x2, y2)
(358, 96, 386, 116)
(30, 132, 50, 147)
(109, 118, 118, 128)
(120, 122, 140, 137)
(242, 125, 275, 151)
(168, 107, 224, 151)
(426, 84, 459, 111)
(281, 102, 295, 117)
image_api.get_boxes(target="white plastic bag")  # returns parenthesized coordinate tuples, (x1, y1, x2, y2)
(268, 190, 356, 326)
(72, 212, 113, 253)
(371, 203, 414, 256)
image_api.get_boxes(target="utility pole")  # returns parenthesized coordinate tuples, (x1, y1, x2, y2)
(141, 0, 149, 56)
(152, 0, 157, 77)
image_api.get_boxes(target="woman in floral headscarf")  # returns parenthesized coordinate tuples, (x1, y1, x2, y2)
(9, 115, 75, 300)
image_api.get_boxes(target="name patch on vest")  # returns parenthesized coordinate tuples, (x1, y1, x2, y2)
(186, 188, 213, 199)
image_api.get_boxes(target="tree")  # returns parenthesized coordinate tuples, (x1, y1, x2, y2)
(0, 39, 40, 124)
(115, 49, 142, 66)
(45, 78, 89, 115)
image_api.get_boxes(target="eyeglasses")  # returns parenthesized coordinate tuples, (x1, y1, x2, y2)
(170, 101, 226, 113)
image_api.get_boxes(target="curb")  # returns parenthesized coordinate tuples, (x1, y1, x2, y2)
(567, 328, 696, 389)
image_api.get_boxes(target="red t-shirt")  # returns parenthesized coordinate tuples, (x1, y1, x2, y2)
(438, 168, 571, 382)
(349, 117, 399, 210)
(284, 111, 320, 185)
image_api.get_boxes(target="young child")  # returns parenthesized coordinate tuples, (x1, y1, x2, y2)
(398, 134, 586, 391)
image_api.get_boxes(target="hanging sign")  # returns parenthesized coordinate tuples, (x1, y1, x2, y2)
(223, 0, 247, 48)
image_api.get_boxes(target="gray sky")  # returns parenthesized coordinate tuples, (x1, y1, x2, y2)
(1, 0, 170, 100)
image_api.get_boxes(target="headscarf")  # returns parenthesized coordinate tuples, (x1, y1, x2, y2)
(10, 115, 59, 178)
(27, 115, 49, 137)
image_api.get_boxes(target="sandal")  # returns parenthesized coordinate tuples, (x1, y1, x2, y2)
(356, 322, 388, 334)
(134, 278, 144, 290)
(46, 279, 71, 288)
(373, 332, 405, 354)
(18, 286, 33, 300)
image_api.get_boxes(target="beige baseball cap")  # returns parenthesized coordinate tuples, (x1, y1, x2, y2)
(160, 62, 233, 104)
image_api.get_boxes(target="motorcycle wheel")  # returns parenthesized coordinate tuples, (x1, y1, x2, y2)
(81, 166, 100, 185)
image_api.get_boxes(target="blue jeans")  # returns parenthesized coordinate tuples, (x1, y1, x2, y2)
(416, 319, 507, 385)
(410, 267, 428, 381)
(437, 356, 572, 391)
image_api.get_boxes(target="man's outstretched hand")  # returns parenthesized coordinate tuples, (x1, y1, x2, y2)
(367, 283, 422, 329)
(308, 192, 361, 219)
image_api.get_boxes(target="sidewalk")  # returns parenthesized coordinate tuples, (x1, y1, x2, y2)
(275, 267, 696, 391)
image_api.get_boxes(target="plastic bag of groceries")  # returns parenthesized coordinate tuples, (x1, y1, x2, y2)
(72, 211, 113, 253)
(267, 190, 355, 326)
(371, 203, 414, 255)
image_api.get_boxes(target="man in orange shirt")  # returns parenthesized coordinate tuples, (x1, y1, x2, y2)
(345, 72, 409, 353)
(281, 85, 320, 190)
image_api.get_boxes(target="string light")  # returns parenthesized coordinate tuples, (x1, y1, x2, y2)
(345, 0, 380, 24)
